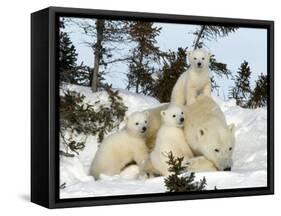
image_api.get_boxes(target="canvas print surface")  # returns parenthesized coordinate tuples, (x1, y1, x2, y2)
(58, 16, 268, 199)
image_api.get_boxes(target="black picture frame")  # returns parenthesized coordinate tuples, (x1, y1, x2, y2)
(31, 6, 274, 209)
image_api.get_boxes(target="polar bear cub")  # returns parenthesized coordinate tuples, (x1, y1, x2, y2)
(171, 49, 212, 106)
(150, 105, 194, 176)
(90, 111, 150, 179)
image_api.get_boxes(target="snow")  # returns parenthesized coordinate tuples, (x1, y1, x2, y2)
(60, 84, 267, 199)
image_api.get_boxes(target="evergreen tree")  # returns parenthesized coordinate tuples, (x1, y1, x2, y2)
(152, 47, 188, 102)
(59, 20, 78, 83)
(209, 55, 232, 93)
(126, 21, 162, 94)
(164, 152, 207, 192)
(247, 73, 268, 108)
(59, 19, 90, 85)
(60, 88, 127, 156)
(229, 61, 252, 107)
(73, 19, 130, 92)
(193, 26, 238, 49)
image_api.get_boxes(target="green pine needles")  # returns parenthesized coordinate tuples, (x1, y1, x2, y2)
(60, 87, 127, 156)
(164, 152, 207, 192)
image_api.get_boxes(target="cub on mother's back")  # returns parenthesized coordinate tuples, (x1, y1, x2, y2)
(90, 111, 149, 179)
(171, 49, 212, 106)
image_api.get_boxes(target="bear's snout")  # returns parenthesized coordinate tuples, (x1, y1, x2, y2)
(223, 167, 231, 171)
(142, 127, 147, 132)
(180, 117, 184, 123)
(197, 62, 202, 67)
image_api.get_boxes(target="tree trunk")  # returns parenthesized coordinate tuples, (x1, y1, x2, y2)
(194, 25, 206, 50)
(135, 51, 144, 94)
(136, 79, 139, 93)
(91, 19, 105, 92)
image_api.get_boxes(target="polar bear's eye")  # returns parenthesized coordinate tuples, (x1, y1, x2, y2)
(172, 115, 176, 118)
(202, 57, 205, 60)
(214, 149, 220, 153)
(181, 112, 184, 115)
(135, 122, 139, 125)
(194, 57, 197, 60)
(229, 147, 232, 151)
(145, 121, 147, 124)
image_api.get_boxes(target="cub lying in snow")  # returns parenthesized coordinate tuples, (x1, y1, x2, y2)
(90, 111, 149, 179)
(171, 49, 212, 106)
(150, 105, 194, 176)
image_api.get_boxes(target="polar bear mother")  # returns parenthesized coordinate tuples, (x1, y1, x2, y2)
(145, 95, 235, 171)
(184, 95, 235, 171)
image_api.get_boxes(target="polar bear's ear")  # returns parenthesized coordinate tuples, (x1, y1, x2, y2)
(160, 111, 166, 118)
(228, 123, 235, 134)
(187, 51, 192, 57)
(208, 52, 212, 58)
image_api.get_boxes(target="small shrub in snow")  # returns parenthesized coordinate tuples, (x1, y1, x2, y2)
(164, 152, 207, 192)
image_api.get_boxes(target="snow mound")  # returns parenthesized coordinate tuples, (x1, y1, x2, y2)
(60, 85, 267, 198)
(60, 84, 160, 115)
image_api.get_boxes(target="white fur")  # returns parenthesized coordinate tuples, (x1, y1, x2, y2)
(186, 156, 217, 172)
(90, 111, 150, 179)
(144, 103, 169, 151)
(144, 96, 235, 172)
(150, 105, 194, 176)
(184, 95, 235, 171)
(171, 49, 212, 106)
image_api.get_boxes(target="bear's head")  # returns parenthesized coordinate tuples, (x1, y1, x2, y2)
(187, 49, 212, 70)
(161, 104, 185, 128)
(124, 111, 149, 137)
(196, 123, 235, 171)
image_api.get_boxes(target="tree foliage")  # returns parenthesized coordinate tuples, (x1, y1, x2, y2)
(209, 55, 232, 92)
(59, 19, 91, 86)
(72, 19, 130, 92)
(229, 61, 268, 108)
(126, 21, 162, 94)
(59, 88, 127, 156)
(229, 61, 252, 107)
(59, 20, 78, 83)
(152, 47, 188, 102)
(247, 73, 268, 108)
(193, 25, 238, 49)
(164, 152, 207, 192)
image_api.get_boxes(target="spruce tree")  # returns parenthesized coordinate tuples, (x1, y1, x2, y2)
(164, 152, 207, 192)
(193, 26, 238, 49)
(60, 88, 127, 156)
(229, 61, 252, 107)
(126, 21, 162, 94)
(72, 19, 130, 92)
(247, 73, 268, 108)
(152, 47, 188, 102)
(59, 20, 78, 83)
(59, 19, 90, 86)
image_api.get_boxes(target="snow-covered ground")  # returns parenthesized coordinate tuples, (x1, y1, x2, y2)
(60, 84, 267, 199)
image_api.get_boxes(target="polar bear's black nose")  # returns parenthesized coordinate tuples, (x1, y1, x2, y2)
(180, 117, 184, 122)
(223, 167, 231, 171)
(142, 127, 147, 132)
(197, 62, 202, 67)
